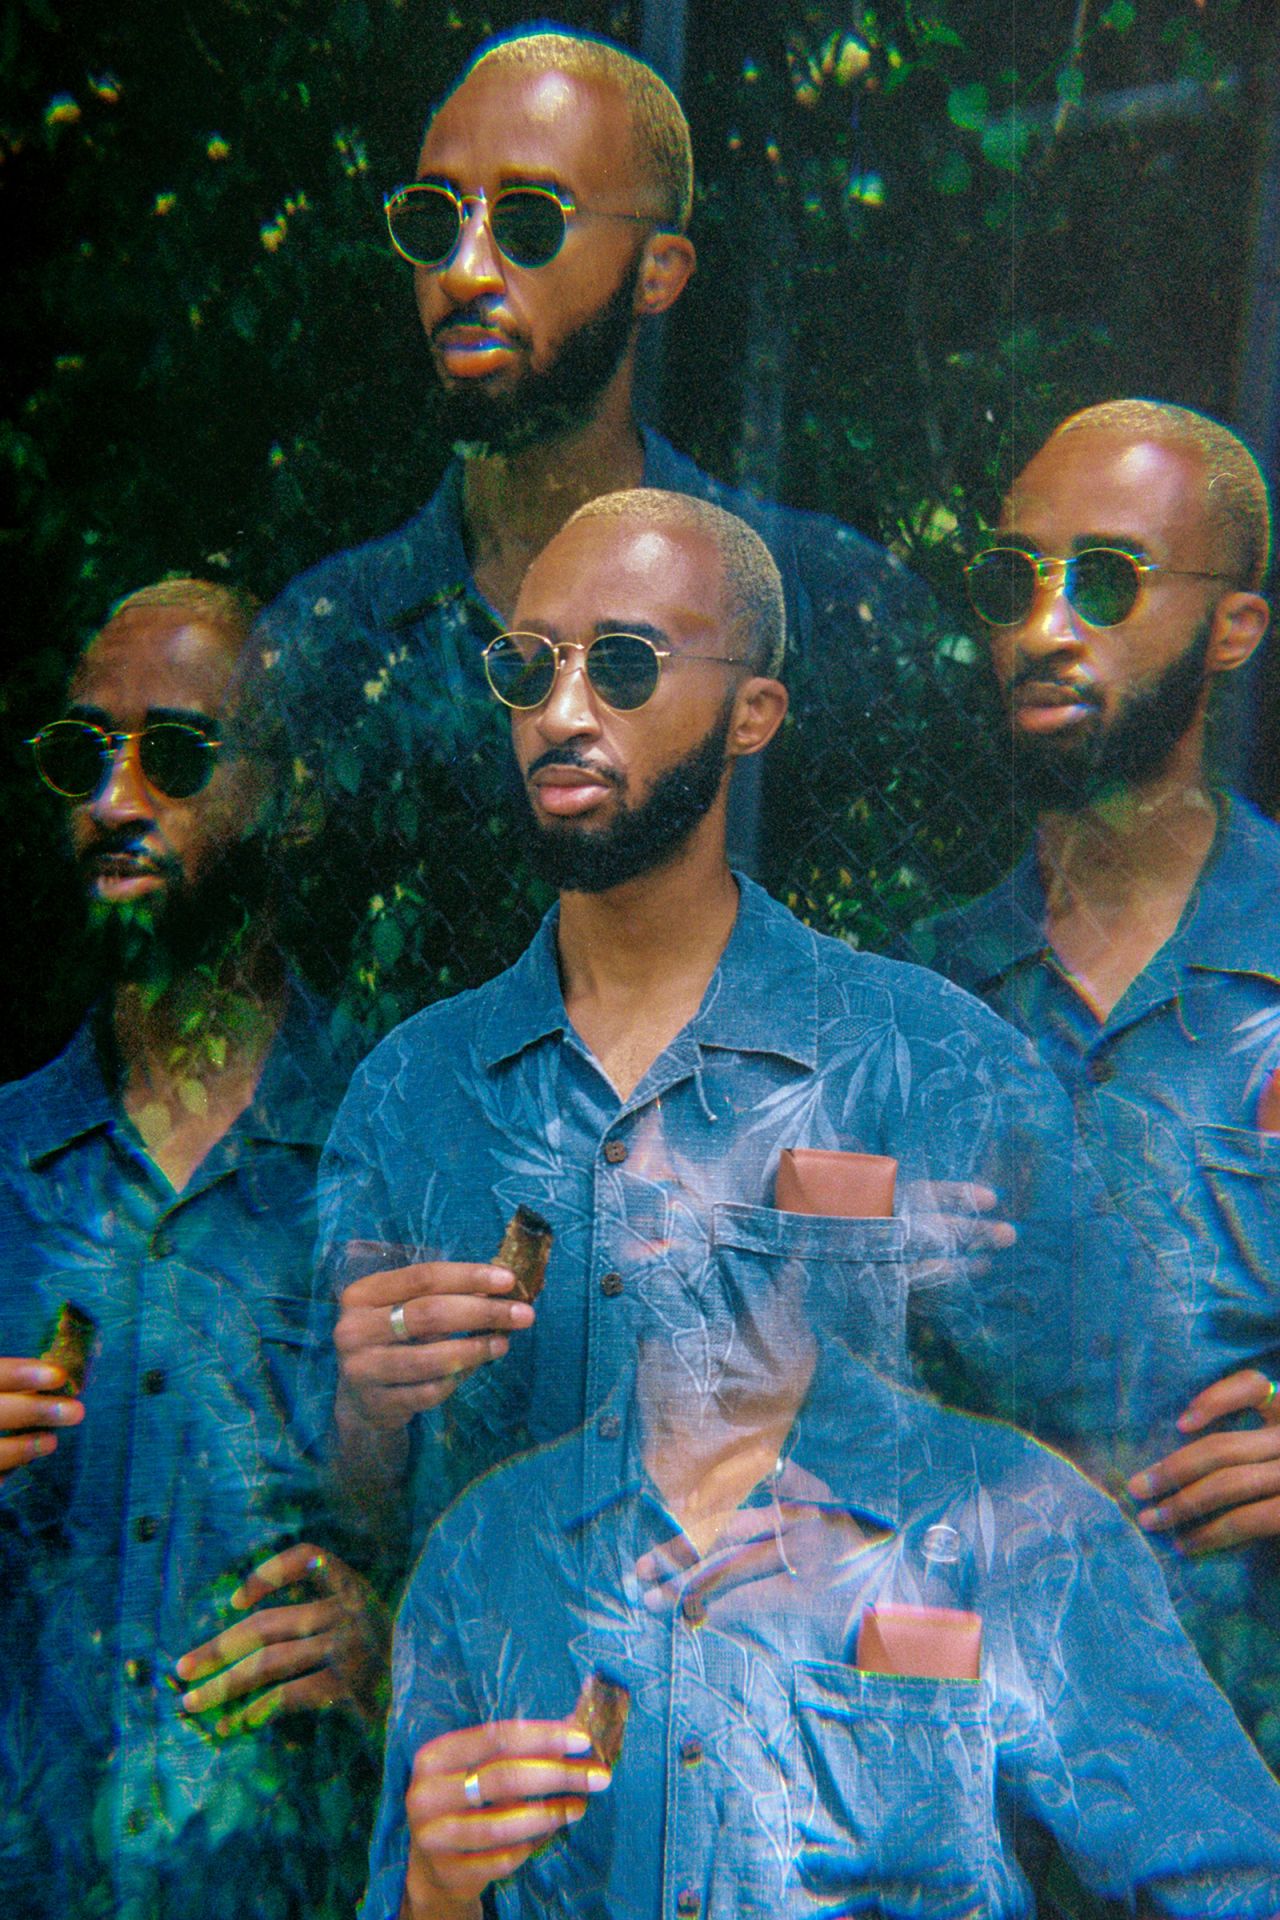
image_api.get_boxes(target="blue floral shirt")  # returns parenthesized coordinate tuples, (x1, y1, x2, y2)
(913, 793, 1280, 1763)
(362, 1348, 1280, 1919)
(0, 989, 360, 1919)
(319, 878, 1142, 1548)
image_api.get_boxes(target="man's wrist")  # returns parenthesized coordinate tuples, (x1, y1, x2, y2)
(400, 1850, 481, 1920)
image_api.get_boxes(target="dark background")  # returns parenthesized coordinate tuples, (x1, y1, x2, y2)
(3, 0, 1276, 1080)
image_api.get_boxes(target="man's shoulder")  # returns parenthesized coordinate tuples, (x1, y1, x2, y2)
(262, 464, 465, 636)
(0, 1022, 109, 1168)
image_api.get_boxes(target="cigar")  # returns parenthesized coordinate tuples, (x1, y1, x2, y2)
(571, 1670, 629, 1769)
(495, 1205, 553, 1305)
(41, 1301, 98, 1395)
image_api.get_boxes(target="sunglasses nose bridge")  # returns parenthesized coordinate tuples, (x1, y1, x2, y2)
(438, 192, 506, 288)
(535, 642, 604, 733)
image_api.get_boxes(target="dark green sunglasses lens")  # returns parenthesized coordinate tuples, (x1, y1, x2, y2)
(486, 637, 556, 708)
(586, 634, 662, 709)
(966, 550, 1037, 626)
(1067, 549, 1142, 626)
(33, 723, 109, 798)
(490, 190, 567, 267)
(388, 189, 461, 266)
(138, 724, 216, 798)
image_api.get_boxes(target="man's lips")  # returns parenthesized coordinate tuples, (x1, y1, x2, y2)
(528, 764, 617, 818)
(80, 849, 170, 894)
(431, 320, 522, 377)
(1009, 679, 1099, 733)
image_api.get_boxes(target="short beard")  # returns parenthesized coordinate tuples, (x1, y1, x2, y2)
(522, 701, 734, 895)
(85, 834, 275, 992)
(1008, 614, 1213, 813)
(438, 256, 641, 458)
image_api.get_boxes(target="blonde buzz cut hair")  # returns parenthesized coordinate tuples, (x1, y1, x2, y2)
(565, 488, 787, 677)
(107, 577, 261, 646)
(1052, 400, 1272, 592)
(454, 29, 694, 231)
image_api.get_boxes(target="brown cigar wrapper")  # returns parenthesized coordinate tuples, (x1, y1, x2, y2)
(774, 1148, 897, 1219)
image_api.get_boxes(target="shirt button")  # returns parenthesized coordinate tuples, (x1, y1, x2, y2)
(676, 1890, 700, 1918)
(597, 1413, 621, 1440)
(133, 1515, 158, 1543)
(679, 1735, 704, 1766)
(1086, 1056, 1115, 1086)
(681, 1591, 706, 1627)
(142, 1368, 167, 1395)
(603, 1139, 628, 1165)
(125, 1808, 150, 1836)
(599, 1271, 624, 1297)
(124, 1658, 152, 1686)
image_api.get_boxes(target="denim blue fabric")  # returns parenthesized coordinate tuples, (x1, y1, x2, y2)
(361, 1350, 1280, 1919)
(319, 878, 1142, 1549)
(914, 794, 1280, 1763)
(0, 989, 358, 1918)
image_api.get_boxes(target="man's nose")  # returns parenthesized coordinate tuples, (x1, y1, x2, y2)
(436, 204, 505, 302)
(536, 651, 602, 743)
(1016, 562, 1083, 656)
(86, 739, 154, 827)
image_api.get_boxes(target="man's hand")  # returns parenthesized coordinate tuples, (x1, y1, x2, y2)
(0, 1356, 85, 1486)
(176, 1542, 390, 1734)
(401, 1719, 609, 1920)
(1127, 1368, 1280, 1553)
(334, 1251, 535, 1432)
(899, 1181, 1017, 1285)
(635, 1499, 876, 1617)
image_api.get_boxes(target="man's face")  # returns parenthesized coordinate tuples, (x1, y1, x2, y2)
(65, 607, 269, 964)
(987, 429, 1229, 806)
(412, 63, 654, 451)
(508, 517, 747, 892)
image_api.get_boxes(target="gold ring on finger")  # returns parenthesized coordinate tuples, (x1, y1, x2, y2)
(462, 1768, 484, 1810)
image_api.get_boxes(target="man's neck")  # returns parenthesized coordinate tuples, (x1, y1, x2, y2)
(112, 935, 287, 1191)
(1036, 749, 1219, 1019)
(556, 820, 740, 1101)
(461, 381, 645, 620)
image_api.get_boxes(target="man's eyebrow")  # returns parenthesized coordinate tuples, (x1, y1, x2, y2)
(417, 171, 570, 196)
(1069, 534, 1148, 557)
(62, 703, 219, 731)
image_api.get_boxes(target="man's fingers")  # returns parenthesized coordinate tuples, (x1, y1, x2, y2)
(180, 1624, 341, 1712)
(0, 1359, 69, 1393)
(177, 1597, 343, 1683)
(338, 1328, 517, 1385)
(211, 1669, 343, 1737)
(1129, 1424, 1280, 1501)
(1132, 1453, 1280, 1536)
(1175, 1367, 1280, 1435)
(0, 1390, 85, 1434)
(1174, 1494, 1280, 1555)
(413, 1796, 591, 1862)
(339, 1261, 517, 1311)
(230, 1542, 334, 1610)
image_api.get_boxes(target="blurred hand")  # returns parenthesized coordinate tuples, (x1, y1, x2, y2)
(900, 1180, 1016, 1285)
(334, 1245, 534, 1432)
(0, 1356, 85, 1487)
(401, 1718, 609, 1920)
(176, 1542, 390, 1734)
(1128, 1368, 1280, 1554)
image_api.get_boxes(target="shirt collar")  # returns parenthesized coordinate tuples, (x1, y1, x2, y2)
(1177, 794, 1280, 980)
(548, 1343, 905, 1537)
(19, 979, 349, 1169)
(476, 877, 820, 1074)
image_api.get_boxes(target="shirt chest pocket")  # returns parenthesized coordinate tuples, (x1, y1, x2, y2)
(1194, 1125, 1280, 1311)
(712, 1204, 910, 1380)
(791, 1658, 997, 1913)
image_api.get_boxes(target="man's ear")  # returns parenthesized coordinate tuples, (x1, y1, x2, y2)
(728, 677, 788, 760)
(635, 232, 696, 316)
(1209, 591, 1270, 675)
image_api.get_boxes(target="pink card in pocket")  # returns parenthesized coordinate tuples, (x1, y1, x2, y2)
(855, 1603, 983, 1680)
(774, 1147, 897, 1219)
(1256, 1068, 1280, 1135)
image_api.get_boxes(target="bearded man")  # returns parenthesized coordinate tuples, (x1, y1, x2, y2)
(914, 400, 1280, 1767)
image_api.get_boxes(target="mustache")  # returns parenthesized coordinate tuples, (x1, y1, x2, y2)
(76, 830, 181, 877)
(430, 300, 525, 344)
(524, 745, 623, 788)
(1007, 655, 1101, 704)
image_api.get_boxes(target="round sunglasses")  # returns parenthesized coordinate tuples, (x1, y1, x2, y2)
(964, 544, 1230, 629)
(384, 182, 655, 271)
(28, 719, 221, 801)
(483, 632, 744, 713)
